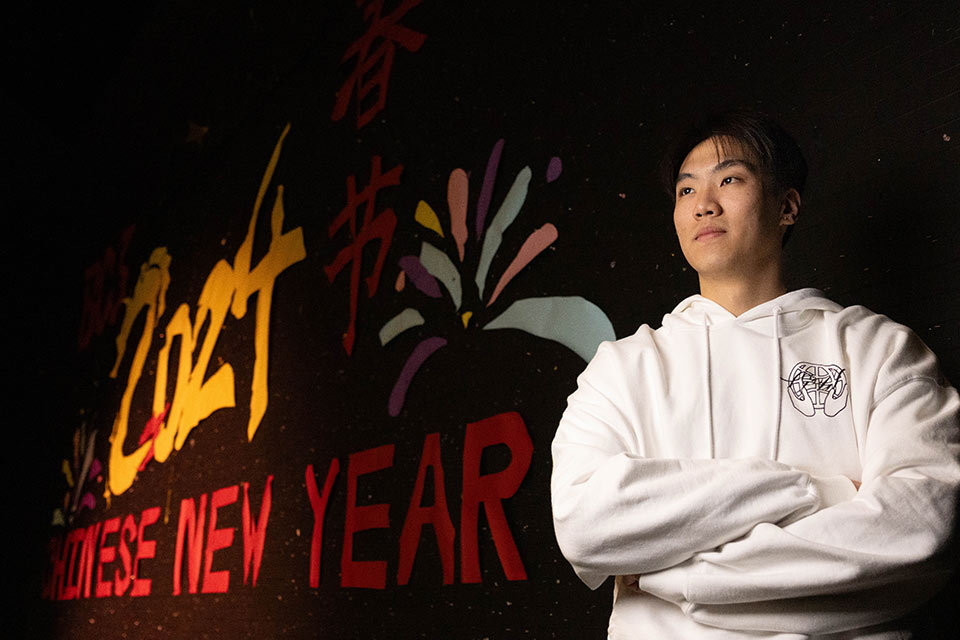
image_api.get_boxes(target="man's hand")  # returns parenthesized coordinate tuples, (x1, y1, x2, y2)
(622, 574, 642, 592)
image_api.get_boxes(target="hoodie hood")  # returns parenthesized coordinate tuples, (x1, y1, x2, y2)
(662, 288, 841, 336)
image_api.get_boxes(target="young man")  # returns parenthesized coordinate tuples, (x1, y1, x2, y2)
(551, 111, 960, 639)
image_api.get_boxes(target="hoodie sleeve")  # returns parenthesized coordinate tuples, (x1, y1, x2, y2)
(638, 332, 960, 634)
(551, 340, 837, 590)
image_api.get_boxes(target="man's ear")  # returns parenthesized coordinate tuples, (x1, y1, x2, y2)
(779, 188, 801, 227)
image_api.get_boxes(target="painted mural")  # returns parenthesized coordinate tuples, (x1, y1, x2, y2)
(25, 1, 960, 638)
(37, 3, 619, 636)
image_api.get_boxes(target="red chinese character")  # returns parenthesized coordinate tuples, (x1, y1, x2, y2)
(325, 156, 402, 355)
(331, 0, 426, 129)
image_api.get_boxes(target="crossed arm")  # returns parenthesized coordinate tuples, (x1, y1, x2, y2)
(551, 345, 960, 634)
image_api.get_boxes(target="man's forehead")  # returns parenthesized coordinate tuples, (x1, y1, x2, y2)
(678, 136, 760, 177)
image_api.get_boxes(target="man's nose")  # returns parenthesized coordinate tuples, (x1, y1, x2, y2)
(693, 185, 723, 218)
(694, 194, 720, 217)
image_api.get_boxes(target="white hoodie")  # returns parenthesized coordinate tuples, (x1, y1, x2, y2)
(551, 289, 960, 639)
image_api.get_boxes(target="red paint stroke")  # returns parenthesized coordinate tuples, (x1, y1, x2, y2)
(476, 139, 505, 240)
(173, 494, 208, 595)
(78, 224, 135, 350)
(388, 337, 447, 416)
(306, 460, 340, 588)
(61, 528, 84, 599)
(331, 0, 427, 129)
(114, 514, 137, 596)
(76, 522, 102, 599)
(460, 412, 532, 582)
(96, 517, 121, 598)
(398, 256, 442, 297)
(342, 444, 395, 589)
(202, 485, 238, 593)
(487, 223, 558, 306)
(136, 403, 171, 471)
(131, 506, 161, 596)
(398, 432, 455, 585)
(242, 476, 273, 587)
(325, 156, 402, 355)
(546, 156, 562, 182)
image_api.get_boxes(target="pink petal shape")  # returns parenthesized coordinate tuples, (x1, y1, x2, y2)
(388, 337, 447, 416)
(487, 223, 558, 306)
(447, 168, 469, 261)
(78, 492, 96, 513)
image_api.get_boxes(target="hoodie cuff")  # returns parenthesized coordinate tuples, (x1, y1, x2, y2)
(808, 474, 859, 509)
(637, 560, 691, 605)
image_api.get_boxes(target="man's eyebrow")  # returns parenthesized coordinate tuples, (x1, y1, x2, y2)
(714, 158, 757, 173)
(674, 158, 758, 186)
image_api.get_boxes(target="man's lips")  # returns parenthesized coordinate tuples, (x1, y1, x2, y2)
(695, 227, 726, 240)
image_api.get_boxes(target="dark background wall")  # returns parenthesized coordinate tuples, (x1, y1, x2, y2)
(6, 1, 960, 637)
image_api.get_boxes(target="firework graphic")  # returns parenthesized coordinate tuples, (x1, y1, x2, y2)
(53, 422, 102, 526)
(380, 139, 615, 416)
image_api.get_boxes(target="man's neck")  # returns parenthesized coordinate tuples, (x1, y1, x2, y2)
(698, 273, 788, 317)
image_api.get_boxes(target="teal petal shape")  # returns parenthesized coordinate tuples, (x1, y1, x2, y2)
(482, 296, 615, 361)
(379, 308, 425, 345)
(419, 242, 463, 310)
(475, 166, 532, 299)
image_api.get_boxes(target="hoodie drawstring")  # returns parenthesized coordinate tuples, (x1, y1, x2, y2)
(771, 306, 783, 460)
(703, 317, 715, 458)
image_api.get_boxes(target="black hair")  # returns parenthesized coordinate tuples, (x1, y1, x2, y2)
(659, 109, 808, 246)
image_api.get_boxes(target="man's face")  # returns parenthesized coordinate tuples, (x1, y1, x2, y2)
(672, 137, 786, 283)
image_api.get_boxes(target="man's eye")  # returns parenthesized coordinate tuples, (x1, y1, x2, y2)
(677, 186, 693, 197)
(721, 176, 738, 185)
